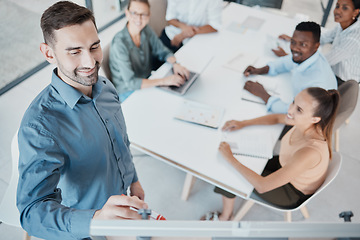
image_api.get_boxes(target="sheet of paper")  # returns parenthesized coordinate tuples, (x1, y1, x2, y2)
(223, 52, 258, 73)
(241, 16, 265, 31)
(226, 16, 265, 34)
(174, 100, 224, 129)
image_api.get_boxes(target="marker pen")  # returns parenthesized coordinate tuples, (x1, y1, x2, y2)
(129, 207, 166, 220)
(150, 209, 166, 220)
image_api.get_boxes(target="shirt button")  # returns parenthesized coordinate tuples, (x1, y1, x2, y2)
(105, 119, 109, 124)
(113, 138, 116, 143)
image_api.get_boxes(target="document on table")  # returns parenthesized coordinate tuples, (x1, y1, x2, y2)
(226, 16, 265, 34)
(174, 100, 224, 129)
(241, 16, 265, 31)
(223, 52, 258, 73)
(222, 132, 273, 159)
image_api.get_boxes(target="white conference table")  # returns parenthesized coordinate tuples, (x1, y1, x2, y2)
(122, 3, 299, 199)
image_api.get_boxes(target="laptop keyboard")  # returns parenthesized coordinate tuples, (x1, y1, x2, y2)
(169, 71, 197, 93)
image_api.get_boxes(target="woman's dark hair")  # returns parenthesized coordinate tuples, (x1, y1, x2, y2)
(306, 87, 340, 159)
(41, 1, 96, 47)
(128, 0, 150, 10)
(352, 0, 360, 19)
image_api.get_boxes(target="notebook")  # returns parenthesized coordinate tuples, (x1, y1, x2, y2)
(174, 100, 224, 129)
(158, 69, 199, 95)
(222, 132, 273, 159)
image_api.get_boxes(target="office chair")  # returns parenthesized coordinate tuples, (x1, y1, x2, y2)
(101, 44, 112, 81)
(333, 80, 359, 152)
(148, 0, 167, 37)
(0, 131, 31, 239)
(233, 152, 342, 222)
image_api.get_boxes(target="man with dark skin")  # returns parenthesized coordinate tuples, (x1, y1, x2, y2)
(242, 21, 337, 114)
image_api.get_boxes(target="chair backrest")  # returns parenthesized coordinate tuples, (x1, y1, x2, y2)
(251, 152, 342, 212)
(333, 80, 359, 130)
(0, 130, 21, 227)
(101, 44, 112, 81)
(148, 0, 168, 36)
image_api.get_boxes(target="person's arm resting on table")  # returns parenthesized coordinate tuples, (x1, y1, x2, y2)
(222, 114, 287, 132)
(243, 65, 271, 103)
(272, 34, 291, 57)
(219, 113, 317, 194)
(167, 0, 222, 47)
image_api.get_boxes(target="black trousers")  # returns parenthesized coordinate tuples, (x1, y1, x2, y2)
(159, 29, 183, 53)
(336, 75, 345, 87)
(214, 156, 312, 209)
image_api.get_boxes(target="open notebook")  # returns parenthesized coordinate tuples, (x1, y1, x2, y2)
(222, 132, 273, 159)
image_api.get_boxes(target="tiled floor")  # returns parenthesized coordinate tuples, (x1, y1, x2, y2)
(1, 1, 359, 239)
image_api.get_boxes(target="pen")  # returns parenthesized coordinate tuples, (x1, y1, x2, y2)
(130, 207, 166, 220)
(241, 97, 265, 105)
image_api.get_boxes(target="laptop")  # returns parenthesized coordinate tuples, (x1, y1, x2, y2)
(158, 69, 199, 96)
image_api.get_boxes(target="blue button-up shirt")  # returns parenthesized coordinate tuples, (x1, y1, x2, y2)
(266, 51, 337, 113)
(17, 69, 138, 239)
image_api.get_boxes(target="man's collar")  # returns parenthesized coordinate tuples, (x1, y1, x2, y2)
(50, 68, 103, 109)
(295, 50, 320, 72)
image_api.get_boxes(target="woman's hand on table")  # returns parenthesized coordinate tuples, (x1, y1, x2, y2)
(222, 120, 246, 132)
(219, 142, 235, 163)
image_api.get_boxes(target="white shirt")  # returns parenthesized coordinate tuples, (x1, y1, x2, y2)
(165, 0, 222, 43)
(320, 20, 360, 82)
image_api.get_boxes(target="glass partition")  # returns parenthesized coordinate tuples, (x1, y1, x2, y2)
(0, 0, 128, 95)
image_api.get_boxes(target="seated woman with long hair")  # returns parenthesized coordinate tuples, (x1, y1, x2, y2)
(110, 0, 189, 102)
(209, 87, 339, 221)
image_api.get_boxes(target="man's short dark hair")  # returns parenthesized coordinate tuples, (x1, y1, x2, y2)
(295, 21, 321, 43)
(40, 1, 96, 47)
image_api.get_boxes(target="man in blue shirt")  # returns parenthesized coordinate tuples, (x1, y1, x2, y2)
(243, 21, 337, 113)
(16, 2, 147, 239)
